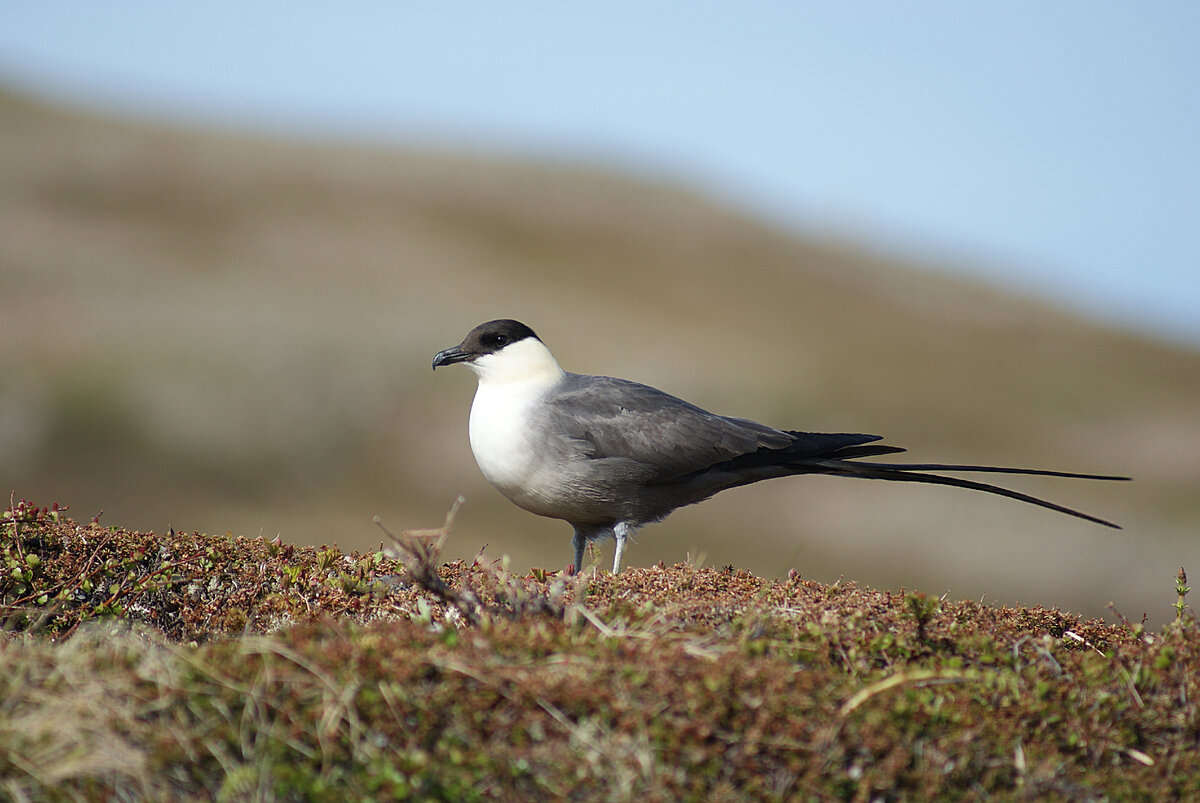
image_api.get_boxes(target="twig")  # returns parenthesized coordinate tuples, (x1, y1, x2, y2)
(375, 497, 579, 626)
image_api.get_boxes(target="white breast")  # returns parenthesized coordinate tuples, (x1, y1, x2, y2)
(468, 380, 543, 492)
(464, 337, 565, 503)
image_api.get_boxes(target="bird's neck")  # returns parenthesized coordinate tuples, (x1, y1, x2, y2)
(468, 337, 565, 391)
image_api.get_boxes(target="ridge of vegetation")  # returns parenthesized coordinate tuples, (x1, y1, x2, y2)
(2, 498, 1196, 801)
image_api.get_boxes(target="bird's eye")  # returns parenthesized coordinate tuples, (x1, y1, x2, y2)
(486, 333, 508, 346)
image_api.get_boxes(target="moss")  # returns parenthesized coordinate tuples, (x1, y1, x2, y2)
(2, 502, 1197, 800)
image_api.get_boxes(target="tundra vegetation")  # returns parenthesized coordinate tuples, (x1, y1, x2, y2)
(2, 498, 1196, 801)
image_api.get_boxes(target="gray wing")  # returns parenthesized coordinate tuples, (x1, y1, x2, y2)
(540, 373, 795, 481)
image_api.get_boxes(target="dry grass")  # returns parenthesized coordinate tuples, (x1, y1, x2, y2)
(2, 500, 1199, 800)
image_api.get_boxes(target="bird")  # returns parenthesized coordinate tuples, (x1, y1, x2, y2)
(432, 319, 1128, 574)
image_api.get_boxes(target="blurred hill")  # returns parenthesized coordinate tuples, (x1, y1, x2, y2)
(2, 86, 1198, 622)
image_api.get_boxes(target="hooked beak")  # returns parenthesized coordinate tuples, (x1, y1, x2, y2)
(432, 345, 471, 370)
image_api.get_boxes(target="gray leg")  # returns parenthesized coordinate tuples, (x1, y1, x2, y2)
(611, 522, 635, 574)
(571, 529, 587, 573)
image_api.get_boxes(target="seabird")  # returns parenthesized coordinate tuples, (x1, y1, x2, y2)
(433, 319, 1127, 573)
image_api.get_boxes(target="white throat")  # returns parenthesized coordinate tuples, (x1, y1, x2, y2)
(466, 337, 564, 388)
(466, 338, 564, 495)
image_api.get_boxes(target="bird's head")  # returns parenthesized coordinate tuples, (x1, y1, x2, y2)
(433, 319, 562, 385)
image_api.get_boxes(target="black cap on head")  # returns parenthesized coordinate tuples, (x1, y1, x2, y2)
(432, 319, 540, 369)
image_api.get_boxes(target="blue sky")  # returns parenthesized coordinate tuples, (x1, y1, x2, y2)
(4, 2, 1198, 344)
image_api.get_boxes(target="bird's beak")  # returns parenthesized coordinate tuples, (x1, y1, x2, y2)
(432, 345, 471, 370)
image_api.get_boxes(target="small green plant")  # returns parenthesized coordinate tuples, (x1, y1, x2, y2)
(317, 548, 340, 573)
(2, 498, 64, 608)
(1175, 566, 1190, 624)
(281, 565, 303, 590)
(336, 571, 365, 594)
(906, 591, 941, 643)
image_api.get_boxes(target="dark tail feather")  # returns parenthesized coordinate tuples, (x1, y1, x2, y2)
(811, 459, 1125, 529)
(777, 432, 908, 462)
(836, 461, 1130, 482)
(829, 444, 908, 460)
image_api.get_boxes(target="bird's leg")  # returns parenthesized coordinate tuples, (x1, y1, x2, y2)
(571, 528, 587, 574)
(611, 522, 635, 574)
